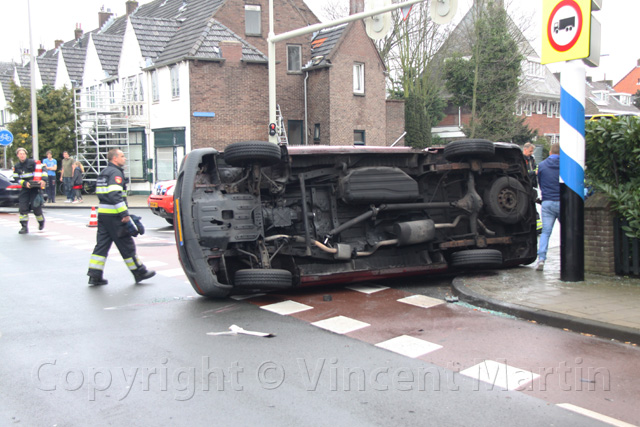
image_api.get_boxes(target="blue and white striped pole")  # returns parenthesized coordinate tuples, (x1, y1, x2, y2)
(559, 60, 585, 282)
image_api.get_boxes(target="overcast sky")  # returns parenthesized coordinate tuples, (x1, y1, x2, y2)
(1, 0, 638, 86)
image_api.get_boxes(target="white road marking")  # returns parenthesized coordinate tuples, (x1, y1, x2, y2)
(312, 315, 370, 334)
(375, 335, 442, 358)
(397, 294, 444, 309)
(260, 300, 313, 316)
(460, 360, 540, 391)
(556, 403, 636, 427)
(345, 284, 389, 294)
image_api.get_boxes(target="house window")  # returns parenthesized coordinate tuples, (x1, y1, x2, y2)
(170, 66, 180, 98)
(245, 5, 261, 36)
(151, 70, 159, 102)
(354, 130, 365, 145)
(128, 131, 145, 180)
(313, 124, 320, 142)
(637, 78, 640, 85)
(353, 63, 364, 94)
(287, 45, 301, 73)
(108, 82, 116, 104)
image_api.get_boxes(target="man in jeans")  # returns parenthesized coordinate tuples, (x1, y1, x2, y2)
(60, 151, 75, 203)
(536, 143, 561, 271)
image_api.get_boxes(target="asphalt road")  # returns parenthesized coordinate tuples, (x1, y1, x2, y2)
(0, 208, 617, 425)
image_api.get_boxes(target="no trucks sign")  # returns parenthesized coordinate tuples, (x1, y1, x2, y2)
(541, 0, 592, 64)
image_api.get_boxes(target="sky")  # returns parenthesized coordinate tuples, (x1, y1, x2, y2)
(1, 0, 638, 86)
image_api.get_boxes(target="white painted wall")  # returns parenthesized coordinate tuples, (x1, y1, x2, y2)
(54, 50, 72, 89)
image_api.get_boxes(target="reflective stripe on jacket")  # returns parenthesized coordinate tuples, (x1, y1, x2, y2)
(96, 164, 129, 218)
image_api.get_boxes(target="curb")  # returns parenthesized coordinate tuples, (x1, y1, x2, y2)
(452, 272, 640, 345)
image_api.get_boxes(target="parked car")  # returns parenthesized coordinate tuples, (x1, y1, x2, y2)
(173, 140, 537, 298)
(147, 180, 176, 224)
(0, 172, 21, 207)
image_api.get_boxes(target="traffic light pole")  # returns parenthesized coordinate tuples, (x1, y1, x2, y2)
(559, 60, 585, 282)
(267, 0, 428, 143)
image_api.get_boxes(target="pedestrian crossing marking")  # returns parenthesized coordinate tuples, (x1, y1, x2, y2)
(460, 360, 540, 391)
(260, 300, 313, 316)
(312, 315, 370, 334)
(375, 335, 442, 358)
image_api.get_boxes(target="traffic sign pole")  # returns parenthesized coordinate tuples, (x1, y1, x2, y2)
(559, 60, 585, 282)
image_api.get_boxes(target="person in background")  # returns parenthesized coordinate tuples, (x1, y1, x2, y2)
(60, 151, 75, 203)
(536, 143, 561, 271)
(42, 150, 57, 203)
(523, 142, 542, 234)
(12, 147, 46, 234)
(71, 161, 84, 203)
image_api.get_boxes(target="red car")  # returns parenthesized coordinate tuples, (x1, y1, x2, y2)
(147, 180, 176, 225)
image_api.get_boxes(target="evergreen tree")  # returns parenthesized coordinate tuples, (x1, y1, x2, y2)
(7, 81, 75, 162)
(443, 0, 534, 142)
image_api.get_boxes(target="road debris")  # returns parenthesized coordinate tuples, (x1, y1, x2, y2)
(207, 324, 275, 338)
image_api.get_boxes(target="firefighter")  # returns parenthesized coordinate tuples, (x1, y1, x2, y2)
(523, 142, 542, 233)
(87, 148, 155, 286)
(13, 147, 46, 234)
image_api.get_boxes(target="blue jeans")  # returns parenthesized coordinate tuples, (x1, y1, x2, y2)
(537, 200, 560, 261)
(63, 177, 74, 201)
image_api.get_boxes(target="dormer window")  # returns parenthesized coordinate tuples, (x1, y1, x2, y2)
(245, 5, 261, 36)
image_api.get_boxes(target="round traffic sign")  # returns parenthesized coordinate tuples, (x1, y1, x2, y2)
(547, 0, 583, 52)
(0, 129, 13, 146)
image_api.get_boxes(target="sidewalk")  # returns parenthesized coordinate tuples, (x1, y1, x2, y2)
(42, 194, 149, 209)
(453, 254, 640, 344)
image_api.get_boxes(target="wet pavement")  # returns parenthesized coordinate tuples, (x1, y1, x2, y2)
(42, 195, 640, 345)
(453, 247, 640, 345)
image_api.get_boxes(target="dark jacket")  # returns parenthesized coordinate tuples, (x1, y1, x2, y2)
(12, 159, 41, 191)
(72, 167, 83, 187)
(96, 163, 129, 218)
(524, 155, 538, 188)
(537, 154, 560, 202)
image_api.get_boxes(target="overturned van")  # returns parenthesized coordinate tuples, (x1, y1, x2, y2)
(173, 139, 537, 298)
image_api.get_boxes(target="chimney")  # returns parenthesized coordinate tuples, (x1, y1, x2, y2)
(637, 58, 640, 67)
(219, 40, 243, 62)
(126, 0, 139, 15)
(586, 76, 592, 83)
(55, 40, 63, 49)
(99, 8, 114, 28)
(38, 44, 46, 56)
(75, 24, 83, 41)
(350, 0, 364, 15)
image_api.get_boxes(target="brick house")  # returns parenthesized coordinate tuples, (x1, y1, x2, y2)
(2, 0, 401, 192)
(613, 59, 640, 98)
(433, 2, 561, 143)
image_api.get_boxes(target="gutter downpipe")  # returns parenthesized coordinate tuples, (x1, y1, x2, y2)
(304, 71, 309, 145)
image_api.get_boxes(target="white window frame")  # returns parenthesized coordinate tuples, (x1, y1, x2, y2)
(287, 45, 302, 73)
(170, 66, 180, 99)
(353, 62, 364, 95)
(151, 70, 159, 102)
(245, 5, 261, 36)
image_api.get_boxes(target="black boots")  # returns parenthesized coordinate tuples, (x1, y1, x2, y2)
(18, 222, 28, 234)
(88, 271, 108, 286)
(133, 267, 156, 283)
(39, 220, 45, 230)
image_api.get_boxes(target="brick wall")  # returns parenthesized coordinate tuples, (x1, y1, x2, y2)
(189, 60, 268, 151)
(327, 22, 387, 146)
(523, 113, 559, 135)
(386, 99, 405, 145)
(584, 193, 616, 275)
(307, 68, 331, 144)
(215, 0, 319, 133)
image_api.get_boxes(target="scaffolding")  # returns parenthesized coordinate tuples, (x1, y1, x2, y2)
(74, 88, 130, 191)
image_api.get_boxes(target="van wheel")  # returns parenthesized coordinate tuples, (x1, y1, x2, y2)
(444, 139, 495, 161)
(484, 176, 529, 224)
(224, 141, 282, 167)
(234, 269, 292, 290)
(451, 249, 503, 269)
